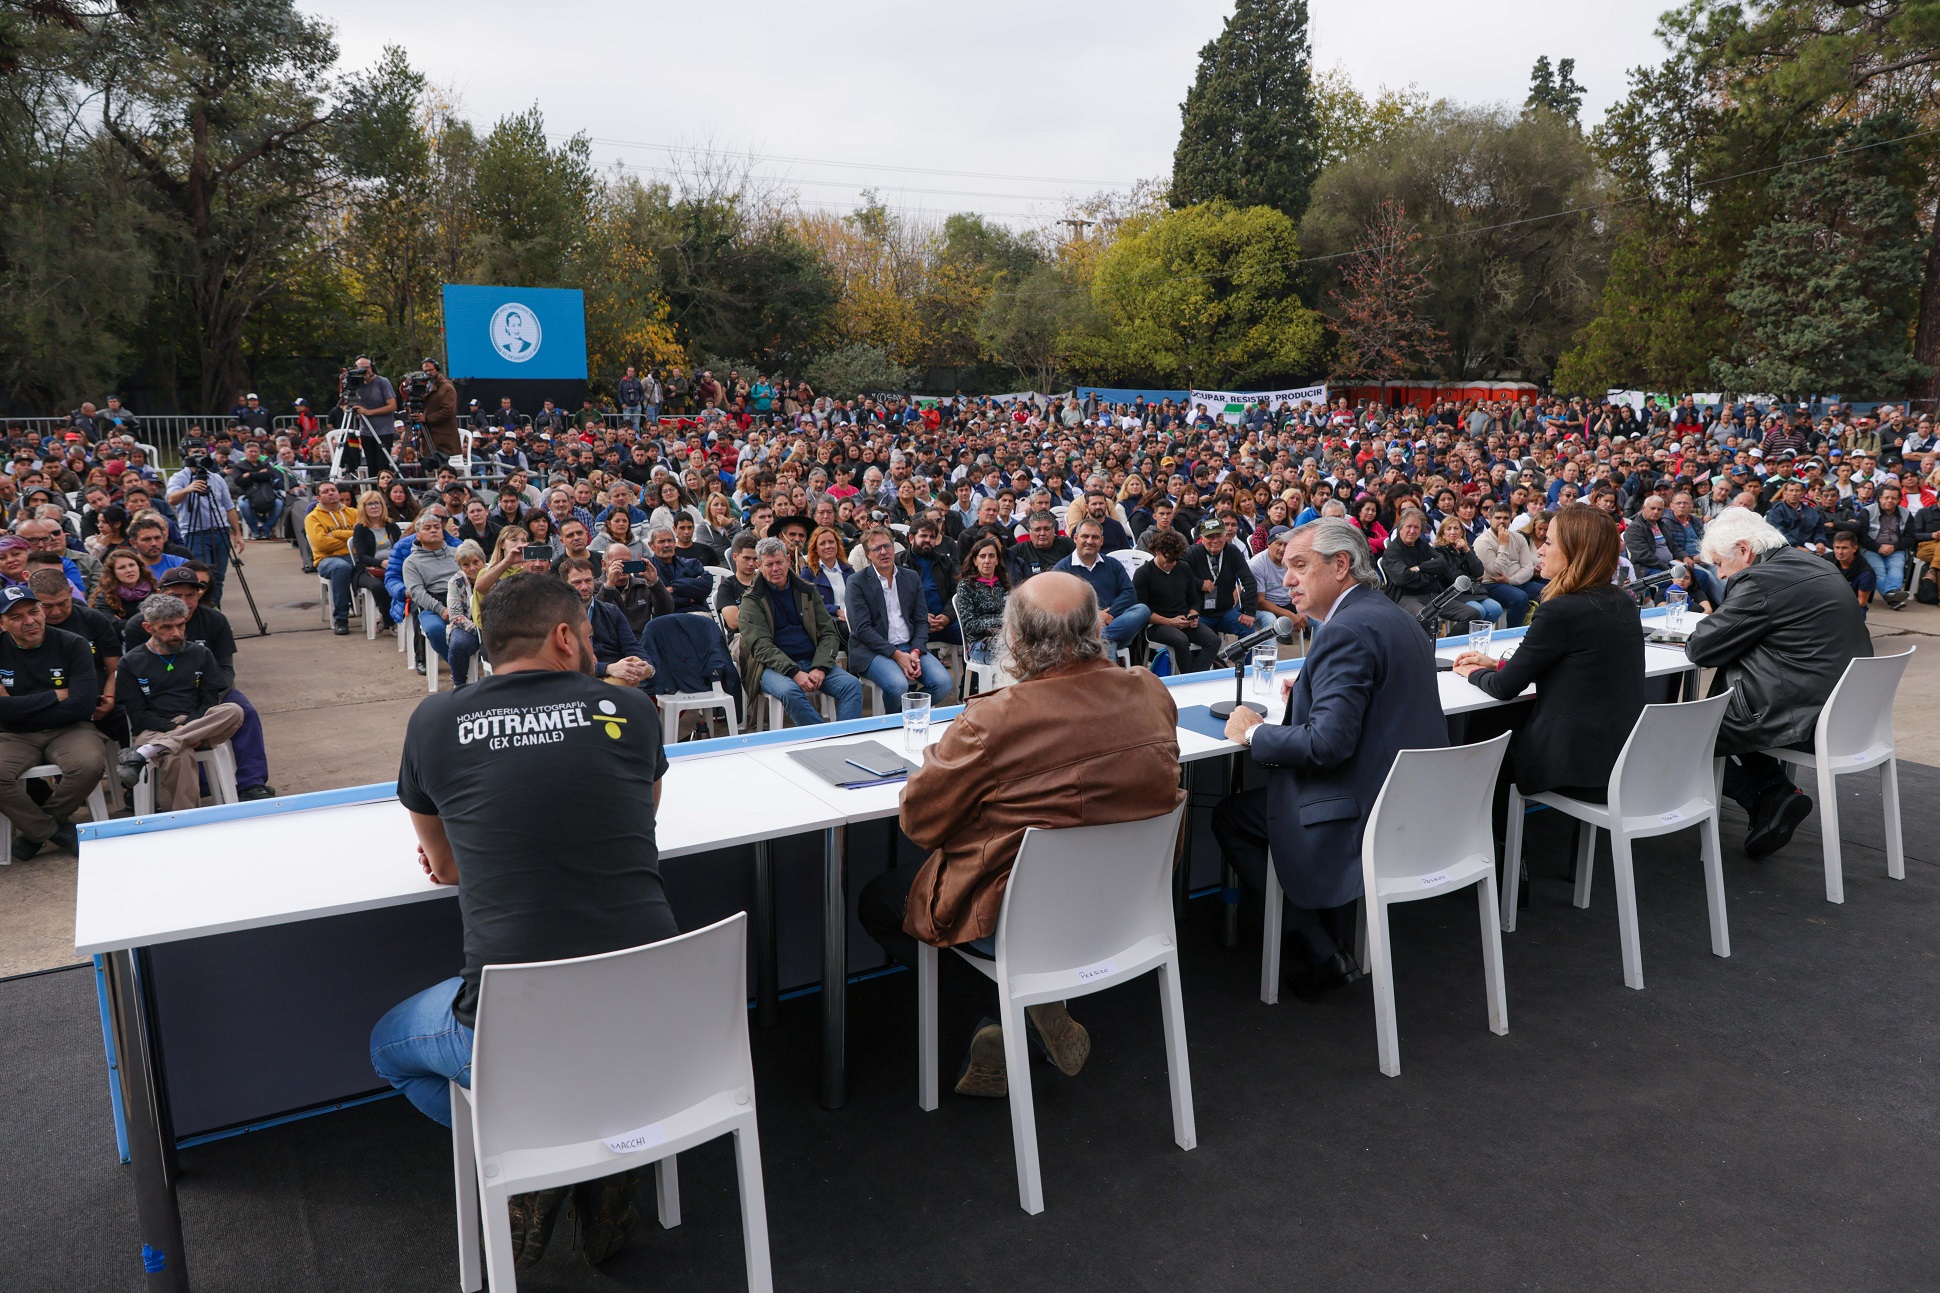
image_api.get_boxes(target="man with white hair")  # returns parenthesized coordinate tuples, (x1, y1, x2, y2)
(1688, 506, 1873, 858)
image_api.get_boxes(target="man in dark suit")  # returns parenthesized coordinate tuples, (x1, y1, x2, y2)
(1214, 517, 1448, 1000)
(847, 526, 954, 711)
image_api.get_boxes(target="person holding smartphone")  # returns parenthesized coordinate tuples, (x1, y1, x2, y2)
(596, 545, 671, 636)
(1134, 528, 1220, 672)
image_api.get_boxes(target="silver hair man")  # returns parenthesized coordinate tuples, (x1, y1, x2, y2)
(1290, 516, 1380, 587)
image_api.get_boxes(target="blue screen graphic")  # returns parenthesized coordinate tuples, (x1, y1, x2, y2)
(441, 285, 588, 380)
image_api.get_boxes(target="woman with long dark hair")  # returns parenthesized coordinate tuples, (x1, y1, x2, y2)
(955, 536, 1011, 664)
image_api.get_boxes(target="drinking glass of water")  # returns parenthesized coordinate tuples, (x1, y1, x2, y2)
(901, 691, 932, 754)
(1251, 644, 1277, 698)
(1467, 620, 1494, 654)
(1664, 587, 1689, 632)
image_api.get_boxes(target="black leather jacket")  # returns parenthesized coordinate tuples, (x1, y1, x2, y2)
(1685, 546, 1873, 754)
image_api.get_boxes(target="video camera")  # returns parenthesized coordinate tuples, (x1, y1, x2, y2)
(399, 369, 432, 423)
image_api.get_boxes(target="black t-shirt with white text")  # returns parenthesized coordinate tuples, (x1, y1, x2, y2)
(396, 668, 676, 1028)
(0, 627, 100, 731)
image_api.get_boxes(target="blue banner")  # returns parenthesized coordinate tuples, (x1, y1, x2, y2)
(441, 285, 588, 381)
(1076, 386, 1189, 405)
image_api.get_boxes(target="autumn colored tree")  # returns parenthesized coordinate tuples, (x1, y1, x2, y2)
(1325, 199, 1445, 386)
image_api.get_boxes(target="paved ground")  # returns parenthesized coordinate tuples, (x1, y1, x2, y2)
(2, 537, 1938, 979)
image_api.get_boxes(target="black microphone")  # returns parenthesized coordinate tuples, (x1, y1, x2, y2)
(1216, 614, 1297, 663)
(1416, 574, 1475, 625)
(1624, 567, 1678, 597)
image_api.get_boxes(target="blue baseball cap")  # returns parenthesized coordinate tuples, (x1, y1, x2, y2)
(0, 585, 38, 613)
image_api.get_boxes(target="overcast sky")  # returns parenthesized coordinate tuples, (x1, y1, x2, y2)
(317, 0, 1673, 226)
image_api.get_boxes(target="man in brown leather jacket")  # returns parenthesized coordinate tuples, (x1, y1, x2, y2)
(419, 359, 461, 465)
(859, 572, 1184, 1097)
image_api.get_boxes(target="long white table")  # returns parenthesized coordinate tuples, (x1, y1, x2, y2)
(76, 607, 1698, 1291)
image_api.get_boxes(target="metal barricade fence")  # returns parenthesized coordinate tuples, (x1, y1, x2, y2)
(4, 414, 232, 469)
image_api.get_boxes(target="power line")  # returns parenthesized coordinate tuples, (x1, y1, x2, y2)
(568, 134, 1138, 188)
(601, 158, 1080, 206)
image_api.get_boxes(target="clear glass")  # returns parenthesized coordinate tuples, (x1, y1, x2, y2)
(1251, 644, 1277, 697)
(1467, 620, 1494, 654)
(1664, 587, 1689, 632)
(901, 691, 932, 753)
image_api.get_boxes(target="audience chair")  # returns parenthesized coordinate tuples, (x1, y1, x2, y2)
(131, 740, 240, 818)
(1503, 691, 1733, 990)
(1756, 646, 1916, 904)
(317, 574, 363, 627)
(360, 588, 382, 641)
(0, 765, 111, 861)
(951, 587, 1009, 699)
(1106, 548, 1151, 577)
(915, 805, 1193, 1215)
(639, 615, 741, 744)
(1358, 734, 1511, 1077)
(451, 914, 772, 1293)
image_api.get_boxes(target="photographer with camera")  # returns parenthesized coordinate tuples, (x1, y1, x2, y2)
(338, 355, 399, 477)
(231, 441, 286, 541)
(418, 358, 461, 467)
(165, 440, 245, 608)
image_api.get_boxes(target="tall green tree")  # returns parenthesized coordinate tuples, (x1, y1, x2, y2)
(1086, 200, 1324, 387)
(1714, 116, 1929, 397)
(1171, 0, 1321, 221)
(467, 106, 594, 287)
(980, 261, 1093, 394)
(1524, 55, 1585, 124)
(1302, 105, 1607, 383)
(95, 0, 341, 409)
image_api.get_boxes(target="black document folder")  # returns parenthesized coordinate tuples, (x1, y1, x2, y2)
(787, 739, 917, 789)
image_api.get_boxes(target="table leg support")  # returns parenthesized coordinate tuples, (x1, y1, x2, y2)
(107, 948, 190, 1292)
(1221, 753, 1242, 948)
(820, 824, 848, 1110)
(752, 841, 779, 1030)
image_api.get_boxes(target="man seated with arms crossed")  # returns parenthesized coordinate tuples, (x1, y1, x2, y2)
(737, 537, 862, 725)
(370, 573, 675, 1271)
(1053, 516, 1154, 651)
(303, 481, 360, 634)
(559, 556, 654, 687)
(859, 571, 1183, 1095)
(0, 584, 104, 859)
(27, 569, 122, 743)
(1214, 518, 1447, 1000)
(846, 527, 954, 711)
(1688, 506, 1873, 857)
(113, 594, 245, 810)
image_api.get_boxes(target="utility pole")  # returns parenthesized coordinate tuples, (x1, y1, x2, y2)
(1057, 217, 1095, 243)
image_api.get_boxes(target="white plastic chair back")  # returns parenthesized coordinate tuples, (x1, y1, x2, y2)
(1364, 735, 1507, 890)
(994, 806, 1185, 982)
(1107, 548, 1150, 575)
(470, 914, 751, 1164)
(1817, 647, 1913, 763)
(1610, 691, 1731, 828)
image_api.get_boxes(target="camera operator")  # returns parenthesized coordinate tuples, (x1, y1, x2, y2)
(339, 355, 399, 476)
(418, 358, 461, 467)
(165, 439, 245, 607)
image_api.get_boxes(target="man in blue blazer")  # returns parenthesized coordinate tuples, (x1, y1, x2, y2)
(846, 526, 955, 711)
(1214, 517, 1447, 1000)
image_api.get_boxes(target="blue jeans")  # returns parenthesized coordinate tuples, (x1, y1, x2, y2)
(862, 649, 954, 710)
(1483, 583, 1531, 627)
(370, 976, 472, 1127)
(1863, 550, 1907, 595)
(418, 609, 450, 660)
(759, 662, 863, 725)
(184, 529, 231, 606)
(1103, 603, 1153, 645)
(238, 496, 283, 539)
(1203, 605, 1256, 637)
(318, 555, 356, 622)
(449, 625, 480, 685)
(1470, 597, 1505, 625)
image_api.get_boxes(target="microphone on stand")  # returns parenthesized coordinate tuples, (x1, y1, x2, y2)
(1414, 574, 1475, 630)
(1623, 567, 1678, 600)
(1210, 616, 1298, 719)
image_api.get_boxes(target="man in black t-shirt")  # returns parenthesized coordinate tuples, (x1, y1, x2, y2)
(0, 585, 105, 859)
(369, 572, 676, 1269)
(114, 594, 245, 811)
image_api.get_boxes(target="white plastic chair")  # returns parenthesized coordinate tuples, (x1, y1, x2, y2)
(131, 740, 240, 817)
(318, 573, 364, 626)
(360, 588, 382, 640)
(659, 686, 739, 744)
(1758, 646, 1915, 903)
(451, 914, 772, 1293)
(1358, 734, 1511, 1077)
(914, 805, 1193, 1214)
(0, 763, 110, 861)
(1503, 691, 1733, 990)
(1107, 548, 1151, 576)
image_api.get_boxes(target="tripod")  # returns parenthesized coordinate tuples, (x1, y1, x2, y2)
(226, 538, 271, 637)
(326, 411, 397, 485)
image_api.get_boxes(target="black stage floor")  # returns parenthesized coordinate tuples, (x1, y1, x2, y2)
(6, 764, 1939, 1291)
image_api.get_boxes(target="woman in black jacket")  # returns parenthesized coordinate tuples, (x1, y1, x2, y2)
(1454, 504, 1645, 813)
(1432, 515, 1507, 624)
(349, 489, 402, 630)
